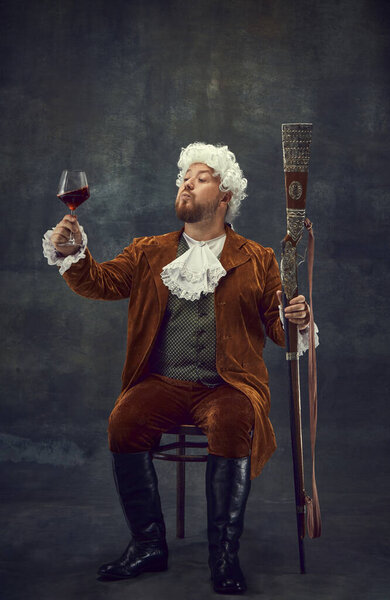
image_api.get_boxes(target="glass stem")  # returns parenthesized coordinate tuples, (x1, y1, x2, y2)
(70, 209, 75, 243)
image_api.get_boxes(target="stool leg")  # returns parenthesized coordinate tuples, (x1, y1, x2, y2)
(176, 433, 186, 538)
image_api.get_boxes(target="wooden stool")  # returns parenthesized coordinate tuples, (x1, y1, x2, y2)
(152, 425, 253, 539)
(151, 424, 208, 538)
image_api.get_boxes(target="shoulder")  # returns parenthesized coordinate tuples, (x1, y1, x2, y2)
(245, 238, 276, 258)
(230, 231, 279, 278)
(131, 229, 181, 248)
(235, 231, 277, 264)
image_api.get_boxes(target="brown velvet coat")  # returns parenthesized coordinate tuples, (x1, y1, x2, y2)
(62, 222, 285, 480)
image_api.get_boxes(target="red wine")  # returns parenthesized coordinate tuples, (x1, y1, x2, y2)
(57, 186, 90, 210)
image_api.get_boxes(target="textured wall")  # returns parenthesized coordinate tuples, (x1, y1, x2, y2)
(1, 0, 389, 595)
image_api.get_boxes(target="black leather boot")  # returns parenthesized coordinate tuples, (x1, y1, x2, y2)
(206, 454, 251, 594)
(98, 450, 168, 580)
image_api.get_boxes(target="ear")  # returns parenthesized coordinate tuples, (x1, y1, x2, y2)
(222, 191, 232, 205)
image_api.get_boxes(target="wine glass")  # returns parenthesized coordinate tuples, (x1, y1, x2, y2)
(56, 170, 90, 246)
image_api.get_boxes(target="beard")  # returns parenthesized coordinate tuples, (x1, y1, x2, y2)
(175, 196, 219, 223)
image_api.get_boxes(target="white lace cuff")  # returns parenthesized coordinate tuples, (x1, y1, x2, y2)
(42, 225, 88, 276)
(297, 321, 319, 356)
(278, 305, 319, 356)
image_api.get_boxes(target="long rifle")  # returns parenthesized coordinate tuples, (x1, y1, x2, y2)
(280, 123, 321, 574)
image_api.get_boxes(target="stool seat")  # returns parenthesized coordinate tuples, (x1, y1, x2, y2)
(152, 424, 208, 462)
(160, 424, 204, 435)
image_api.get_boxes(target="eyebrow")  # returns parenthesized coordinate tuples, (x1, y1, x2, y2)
(185, 169, 212, 176)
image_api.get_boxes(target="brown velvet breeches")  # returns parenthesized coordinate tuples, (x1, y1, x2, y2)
(108, 373, 255, 458)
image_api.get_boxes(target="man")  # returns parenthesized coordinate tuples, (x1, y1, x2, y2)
(42, 142, 315, 594)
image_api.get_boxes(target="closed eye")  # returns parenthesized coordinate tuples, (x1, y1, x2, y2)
(183, 177, 208, 183)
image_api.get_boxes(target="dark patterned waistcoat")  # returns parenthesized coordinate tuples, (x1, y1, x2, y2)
(148, 233, 225, 387)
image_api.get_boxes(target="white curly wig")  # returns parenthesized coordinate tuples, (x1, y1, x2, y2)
(176, 142, 247, 223)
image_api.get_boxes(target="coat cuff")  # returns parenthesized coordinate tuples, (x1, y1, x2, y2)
(42, 225, 88, 276)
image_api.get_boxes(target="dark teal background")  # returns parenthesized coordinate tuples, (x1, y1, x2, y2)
(1, 1, 389, 598)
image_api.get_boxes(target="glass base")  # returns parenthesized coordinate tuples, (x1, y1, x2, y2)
(57, 239, 78, 247)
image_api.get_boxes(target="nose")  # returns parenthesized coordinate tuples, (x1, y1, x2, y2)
(184, 178, 194, 189)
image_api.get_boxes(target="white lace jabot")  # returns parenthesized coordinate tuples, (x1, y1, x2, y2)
(160, 231, 227, 301)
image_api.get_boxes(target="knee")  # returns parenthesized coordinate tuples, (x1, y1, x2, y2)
(205, 397, 254, 458)
(108, 402, 149, 453)
(208, 397, 254, 433)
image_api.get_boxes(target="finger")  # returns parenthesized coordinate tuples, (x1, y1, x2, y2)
(286, 313, 307, 322)
(285, 314, 308, 326)
(51, 232, 70, 244)
(58, 220, 79, 234)
(285, 313, 307, 323)
(61, 215, 78, 228)
(54, 225, 76, 238)
(289, 295, 306, 305)
(276, 290, 283, 305)
(285, 304, 307, 318)
(285, 303, 306, 314)
(288, 318, 308, 326)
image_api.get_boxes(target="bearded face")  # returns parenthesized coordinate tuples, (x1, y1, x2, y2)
(175, 194, 220, 223)
(175, 163, 224, 224)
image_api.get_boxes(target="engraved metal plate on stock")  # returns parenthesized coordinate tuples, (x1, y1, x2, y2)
(286, 208, 306, 242)
(281, 124, 312, 173)
(280, 241, 297, 300)
(288, 180, 303, 201)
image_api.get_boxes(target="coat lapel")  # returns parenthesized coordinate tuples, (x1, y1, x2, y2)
(141, 227, 184, 319)
(219, 223, 250, 272)
(140, 223, 250, 319)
